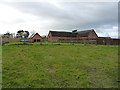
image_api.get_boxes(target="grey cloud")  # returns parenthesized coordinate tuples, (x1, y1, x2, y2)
(1, 1, 118, 38)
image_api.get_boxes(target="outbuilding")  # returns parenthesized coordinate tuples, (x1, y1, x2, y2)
(30, 33, 42, 42)
(47, 29, 98, 42)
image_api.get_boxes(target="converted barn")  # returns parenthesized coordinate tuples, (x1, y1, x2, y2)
(47, 29, 98, 42)
(30, 33, 42, 42)
(77, 29, 98, 39)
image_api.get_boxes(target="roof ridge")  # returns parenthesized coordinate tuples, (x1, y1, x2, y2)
(50, 31, 71, 33)
(30, 33, 41, 39)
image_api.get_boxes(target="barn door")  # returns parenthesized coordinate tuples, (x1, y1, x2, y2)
(34, 39, 36, 42)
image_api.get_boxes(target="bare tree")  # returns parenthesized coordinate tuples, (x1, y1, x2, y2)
(2, 32, 14, 38)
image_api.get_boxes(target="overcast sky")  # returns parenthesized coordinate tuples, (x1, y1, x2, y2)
(0, 0, 118, 38)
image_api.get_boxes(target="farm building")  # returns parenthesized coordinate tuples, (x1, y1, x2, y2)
(47, 29, 98, 42)
(30, 33, 42, 42)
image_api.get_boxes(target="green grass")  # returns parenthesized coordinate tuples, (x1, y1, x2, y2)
(2, 43, 118, 88)
(0, 45, 2, 90)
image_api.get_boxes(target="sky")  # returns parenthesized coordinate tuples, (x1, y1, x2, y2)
(0, 0, 119, 38)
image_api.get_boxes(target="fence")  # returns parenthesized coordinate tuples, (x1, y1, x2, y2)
(1, 38, 30, 44)
(56, 39, 97, 44)
(49, 38, 120, 45)
(1, 37, 120, 45)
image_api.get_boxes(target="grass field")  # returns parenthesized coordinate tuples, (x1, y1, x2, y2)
(2, 43, 118, 88)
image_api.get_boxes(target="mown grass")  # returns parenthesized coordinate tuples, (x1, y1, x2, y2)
(2, 43, 118, 88)
(0, 45, 2, 89)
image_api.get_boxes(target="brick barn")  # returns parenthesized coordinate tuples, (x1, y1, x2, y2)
(47, 29, 98, 42)
(30, 33, 42, 42)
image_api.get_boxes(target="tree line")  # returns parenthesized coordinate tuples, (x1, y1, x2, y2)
(2, 30, 30, 38)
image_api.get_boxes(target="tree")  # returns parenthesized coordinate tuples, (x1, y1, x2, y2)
(24, 31, 29, 38)
(16, 30, 24, 38)
(16, 30, 29, 38)
(2, 32, 14, 38)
